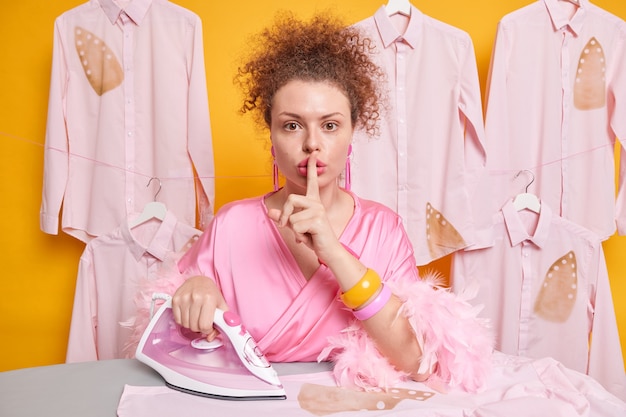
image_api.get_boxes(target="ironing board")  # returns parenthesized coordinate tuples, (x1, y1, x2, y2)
(1, 356, 625, 417)
(0, 359, 163, 417)
(0, 359, 328, 417)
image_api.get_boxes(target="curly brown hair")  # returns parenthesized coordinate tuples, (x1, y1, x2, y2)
(235, 11, 385, 136)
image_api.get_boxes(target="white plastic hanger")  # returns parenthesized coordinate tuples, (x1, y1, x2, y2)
(385, 0, 411, 16)
(129, 177, 167, 228)
(512, 170, 541, 213)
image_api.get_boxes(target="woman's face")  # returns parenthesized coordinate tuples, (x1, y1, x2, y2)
(270, 79, 353, 193)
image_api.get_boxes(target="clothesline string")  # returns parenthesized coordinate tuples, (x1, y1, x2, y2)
(0, 131, 266, 181)
(485, 139, 621, 178)
(1, 130, 621, 182)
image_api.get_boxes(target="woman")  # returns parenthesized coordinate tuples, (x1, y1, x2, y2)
(172, 12, 492, 392)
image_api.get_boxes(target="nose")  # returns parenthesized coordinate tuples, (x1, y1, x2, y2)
(302, 129, 321, 153)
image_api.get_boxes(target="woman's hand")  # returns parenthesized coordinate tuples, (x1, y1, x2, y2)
(267, 152, 340, 261)
(171, 275, 228, 341)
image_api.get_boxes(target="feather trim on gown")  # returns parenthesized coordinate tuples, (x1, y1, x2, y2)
(318, 272, 494, 393)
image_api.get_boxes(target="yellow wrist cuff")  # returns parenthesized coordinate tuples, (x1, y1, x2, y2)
(340, 268, 382, 309)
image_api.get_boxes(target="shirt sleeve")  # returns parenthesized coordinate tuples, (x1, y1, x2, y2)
(483, 21, 510, 151)
(459, 35, 488, 244)
(66, 248, 99, 363)
(186, 16, 215, 231)
(586, 244, 626, 400)
(617, 146, 626, 234)
(40, 17, 69, 235)
(609, 27, 626, 235)
(459, 35, 487, 170)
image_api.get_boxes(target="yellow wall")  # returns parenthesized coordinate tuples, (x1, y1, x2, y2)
(0, 0, 624, 372)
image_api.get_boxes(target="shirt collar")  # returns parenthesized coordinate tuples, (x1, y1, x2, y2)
(501, 199, 552, 248)
(98, 0, 153, 26)
(122, 210, 178, 261)
(373, 5, 423, 49)
(543, 0, 587, 35)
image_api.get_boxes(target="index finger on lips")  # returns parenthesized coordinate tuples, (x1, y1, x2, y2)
(307, 152, 321, 200)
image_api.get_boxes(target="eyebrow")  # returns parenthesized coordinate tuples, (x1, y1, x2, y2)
(278, 111, 347, 119)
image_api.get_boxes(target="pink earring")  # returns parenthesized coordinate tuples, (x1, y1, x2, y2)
(271, 146, 279, 191)
(344, 144, 352, 191)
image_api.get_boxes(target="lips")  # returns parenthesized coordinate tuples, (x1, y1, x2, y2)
(297, 158, 326, 176)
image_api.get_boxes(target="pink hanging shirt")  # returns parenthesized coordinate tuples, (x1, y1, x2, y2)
(483, 0, 626, 240)
(40, 0, 214, 242)
(451, 200, 626, 400)
(349, 6, 487, 265)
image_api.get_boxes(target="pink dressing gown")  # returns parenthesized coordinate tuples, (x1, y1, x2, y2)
(177, 192, 418, 362)
(174, 192, 493, 392)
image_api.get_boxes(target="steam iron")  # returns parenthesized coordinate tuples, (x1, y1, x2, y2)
(135, 294, 287, 401)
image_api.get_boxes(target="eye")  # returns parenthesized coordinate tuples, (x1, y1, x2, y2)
(323, 122, 338, 131)
(284, 122, 300, 131)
